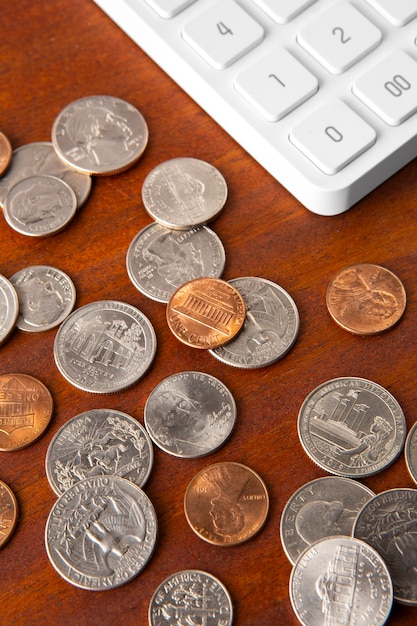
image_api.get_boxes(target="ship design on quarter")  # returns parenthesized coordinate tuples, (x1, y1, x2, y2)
(45, 475, 157, 590)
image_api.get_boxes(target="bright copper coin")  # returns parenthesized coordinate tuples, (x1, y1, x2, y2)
(326, 263, 406, 335)
(0, 480, 18, 548)
(0, 132, 12, 177)
(0, 373, 53, 451)
(184, 461, 269, 546)
(166, 277, 246, 349)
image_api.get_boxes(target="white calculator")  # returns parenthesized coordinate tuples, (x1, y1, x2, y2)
(92, 0, 417, 216)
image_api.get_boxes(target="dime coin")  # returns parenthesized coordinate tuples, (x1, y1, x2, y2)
(0, 142, 91, 209)
(166, 277, 246, 349)
(184, 461, 269, 546)
(353, 488, 417, 604)
(0, 373, 53, 451)
(0, 131, 12, 177)
(0, 480, 18, 548)
(45, 408, 154, 496)
(144, 371, 236, 458)
(297, 377, 406, 478)
(148, 569, 233, 625)
(126, 222, 226, 303)
(280, 476, 375, 564)
(52, 95, 149, 175)
(45, 475, 158, 590)
(326, 263, 406, 335)
(289, 536, 393, 626)
(0, 274, 19, 346)
(210, 276, 299, 368)
(4, 174, 77, 236)
(142, 157, 228, 230)
(405, 421, 417, 485)
(10, 265, 76, 332)
(54, 300, 157, 393)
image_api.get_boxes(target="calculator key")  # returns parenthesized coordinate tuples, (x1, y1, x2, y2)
(182, 0, 264, 70)
(289, 99, 376, 175)
(234, 48, 318, 121)
(252, 0, 317, 24)
(144, 0, 197, 19)
(297, 1, 382, 74)
(364, 0, 417, 26)
(353, 51, 417, 126)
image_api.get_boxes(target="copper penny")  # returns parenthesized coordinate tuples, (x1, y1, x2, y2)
(184, 461, 269, 546)
(0, 480, 18, 548)
(0, 373, 53, 451)
(166, 277, 246, 349)
(326, 263, 406, 335)
(0, 132, 12, 177)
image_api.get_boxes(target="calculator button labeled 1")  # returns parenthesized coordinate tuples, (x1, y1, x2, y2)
(364, 0, 417, 26)
(289, 99, 376, 174)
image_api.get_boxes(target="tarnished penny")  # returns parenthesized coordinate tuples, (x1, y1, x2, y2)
(0, 373, 53, 451)
(326, 263, 406, 335)
(0, 480, 18, 548)
(184, 461, 269, 546)
(0, 132, 12, 177)
(166, 277, 246, 349)
(405, 421, 417, 485)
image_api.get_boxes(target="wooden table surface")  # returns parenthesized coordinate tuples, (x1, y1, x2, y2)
(1, 2, 417, 625)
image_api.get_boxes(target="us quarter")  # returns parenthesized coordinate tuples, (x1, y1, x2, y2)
(405, 421, 417, 485)
(144, 371, 236, 458)
(142, 157, 228, 230)
(297, 377, 406, 478)
(52, 95, 149, 175)
(10, 265, 76, 332)
(210, 276, 299, 368)
(0, 275, 19, 346)
(45, 408, 154, 496)
(45, 475, 158, 590)
(148, 570, 233, 625)
(126, 222, 226, 303)
(53, 300, 157, 393)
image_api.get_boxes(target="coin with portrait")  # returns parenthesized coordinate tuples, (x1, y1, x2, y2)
(0, 480, 18, 548)
(0, 274, 19, 346)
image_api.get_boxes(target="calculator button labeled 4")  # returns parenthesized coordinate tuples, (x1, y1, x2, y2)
(364, 0, 417, 26)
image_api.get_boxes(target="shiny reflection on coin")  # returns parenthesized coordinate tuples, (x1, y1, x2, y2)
(210, 276, 299, 368)
(144, 371, 236, 458)
(54, 300, 157, 393)
(289, 536, 393, 626)
(280, 476, 375, 564)
(184, 461, 269, 546)
(148, 570, 233, 626)
(0, 131, 12, 177)
(353, 488, 417, 605)
(52, 95, 149, 175)
(0, 275, 19, 346)
(0, 373, 53, 451)
(142, 157, 228, 230)
(4, 174, 77, 236)
(298, 377, 406, 478)
(10, 265, 76, 332)
(0, 480, 18, 548)
(405, 421, 417, 485)
(326, 263, 406, 335)
(45, 408, 154, 496)
(45, 475, 158, 590)
(167, 277, 246, 349)
(126, 222, 226, 303)
(0, 142, 91, 209)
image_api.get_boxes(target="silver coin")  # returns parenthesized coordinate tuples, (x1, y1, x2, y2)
(210, 276, 299, 368)
(45, 475, 157, 590)
(126, 222, 226, 303)
(9, 265, 76, 332)
(405, 421, 417, 485)
(54, 300, 157, 393)
(0, 274, 19, 346)
(144, 371, 236, 458)
(289, 535, 393, 626)
(52, 95, 149, 175)
(45, 408, 154, 496)
(298, 377, 406, 478)
(353, 487, 417, 605)
(142, 157, 228, 230)
(280, 476, 375, 564)
(4, 174, 77, 236)
(148, 569, 233, 625)
(0, 142, 91, 209)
